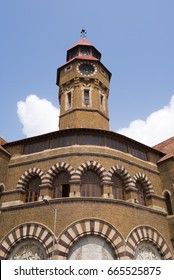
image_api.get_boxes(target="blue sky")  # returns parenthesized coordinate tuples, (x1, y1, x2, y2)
(0, 0, 174, 146)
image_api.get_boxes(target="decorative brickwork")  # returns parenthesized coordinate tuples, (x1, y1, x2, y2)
(76, 161, 107, 182)
(0, 223, 53, 260)
(55, 219, 125, 259)
(45, 162, 75, 184)
(132, 173, 154, 196)
(17, 168, 45, 190)
(108, 165, 132, 189)
(126, 225, 172, 259)
(0, 221, 173, 260)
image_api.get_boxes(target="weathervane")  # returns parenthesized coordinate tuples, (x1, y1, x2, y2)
(80, 28, 87, 38)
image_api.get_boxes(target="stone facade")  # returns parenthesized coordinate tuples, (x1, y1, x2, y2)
(0, 37, 174, 260)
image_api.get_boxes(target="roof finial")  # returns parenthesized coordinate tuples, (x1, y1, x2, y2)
(80, 28, 87, 38)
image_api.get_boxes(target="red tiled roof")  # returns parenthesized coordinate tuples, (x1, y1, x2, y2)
(153, 136, 174, 162)
(0, 137, 7, 145)
(69, 38, 93, 49)
(63, 55, 98, 66)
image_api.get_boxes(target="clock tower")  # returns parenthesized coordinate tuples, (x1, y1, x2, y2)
(56, 36, 112, 130)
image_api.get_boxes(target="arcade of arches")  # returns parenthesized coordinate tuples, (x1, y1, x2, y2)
(1, 221, 171, 260)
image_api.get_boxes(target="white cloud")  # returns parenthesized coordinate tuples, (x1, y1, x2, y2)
(117, 95, 174, 146)
(17, 94, 174, 147)
(17, 95, 59, 137)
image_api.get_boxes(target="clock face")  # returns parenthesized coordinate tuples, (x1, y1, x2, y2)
(79, 63, 95, 75)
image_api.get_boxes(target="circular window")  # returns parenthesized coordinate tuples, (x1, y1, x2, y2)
(79, 63, 95, 75)
(8, 239, 47, 260)
(77, 62, 97, 76)
(68, 235, 116, 260)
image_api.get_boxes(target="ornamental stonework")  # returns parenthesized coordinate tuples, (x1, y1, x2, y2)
(9, 239, 47, 260)
(135, 242, 162, 260)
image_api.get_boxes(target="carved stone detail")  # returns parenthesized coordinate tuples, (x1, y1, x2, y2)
(135, 242, 162, 260)
(9, 239, 47, 260)
(68, 235, 115, 260)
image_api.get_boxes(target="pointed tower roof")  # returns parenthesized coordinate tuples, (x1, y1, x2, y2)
(69, 37, 93, 49)
(57, 36, 111, 86)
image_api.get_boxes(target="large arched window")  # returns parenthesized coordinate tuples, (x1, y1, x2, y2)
(136, 180, 146, 206)
(112, 174, 124, 199)
(134, 241, 162, 260)
(68, 235, 116, 260)
(8, 239, 47, 260)
(81, 171, 101, 197)
(53, 172, 70, 198)
(25, 176, 40, 203)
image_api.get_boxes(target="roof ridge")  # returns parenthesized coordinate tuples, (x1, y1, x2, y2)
(69, 38, 93, 50)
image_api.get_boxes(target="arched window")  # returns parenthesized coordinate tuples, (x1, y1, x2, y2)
(68, 235, 116, 260)
(81, 171, 101, 197)
(136, 180, 146, 206)
(53, 172, 70, 198)
(164, 191, 173, 215)
(25, 176, 40, 202)
(134, 241, 162, 260)
(8, 239, 47, 260)
(112, 174, 124, 199)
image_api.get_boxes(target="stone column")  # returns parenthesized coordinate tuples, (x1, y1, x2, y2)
(125, 186, 139, 203)
(101, 181, 113, 198)
(39, 183, 52, 201)
(69, 180, 81, 197)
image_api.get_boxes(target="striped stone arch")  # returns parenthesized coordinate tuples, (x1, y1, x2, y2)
(45, 162, 75, 184)
(76, 161, 107, 181)
(126, 225, 172, 260)
(55, 219, 125, 260)
(0, 223, 54, 260)
(108, 165, 132, 190)
(17, 167, 45, 189)
(132, 172, 154, 196)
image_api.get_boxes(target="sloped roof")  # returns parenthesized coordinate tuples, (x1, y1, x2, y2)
(153, 136, 174, 162)
(0, 137, 11, 156)
(69, 38, 93, 49)
(0, 137, 7, 145)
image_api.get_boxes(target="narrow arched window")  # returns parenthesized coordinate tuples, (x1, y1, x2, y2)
(112, 174, 124, 199)
(81, 171, 101, 197)
(136, 180, 146, 206)
(25, 176, 40, 202)
(164, 191, 173, 215)
(53, 172, 70, 198)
